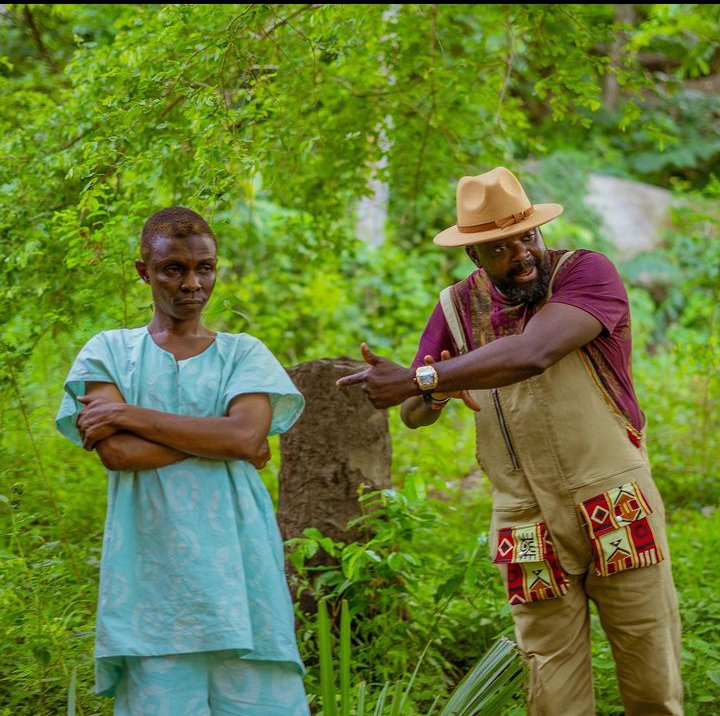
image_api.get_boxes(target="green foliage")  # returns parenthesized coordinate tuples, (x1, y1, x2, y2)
(2, 4, 720, 715)
(532, 5, 720, 186)
(631, 4, 720, 81)
(670, 510, 720, 714)
(1, 2, 701, 364)
(600, 89, 720, 184)
(629, 184, 720, 507)
(435, 637, 526, 716)
(0, 499, 104, 715)
(316, 598, 526, 716)
(289, 466, 508, 692)
(637, 342, 720, 509)
(590, 508, 720, 714)
(209, 236, 448, 365)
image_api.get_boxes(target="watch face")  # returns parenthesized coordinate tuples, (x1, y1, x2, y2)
(416, 366, 438, 390)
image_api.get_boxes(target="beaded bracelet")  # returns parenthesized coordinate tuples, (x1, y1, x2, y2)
(430, 394, 450, 411)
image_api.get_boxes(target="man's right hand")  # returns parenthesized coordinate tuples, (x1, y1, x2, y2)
(336, 343, 418, 409)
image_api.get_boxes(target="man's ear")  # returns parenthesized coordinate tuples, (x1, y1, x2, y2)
(135, 259, 150, 284)
(465, 246, 481, 268)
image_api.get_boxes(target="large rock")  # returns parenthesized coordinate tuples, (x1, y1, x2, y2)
(584, 174, 675, 259)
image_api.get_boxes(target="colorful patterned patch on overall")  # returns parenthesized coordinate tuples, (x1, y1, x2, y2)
(493, 522, 569, 605)
(578, 482, 664, 578)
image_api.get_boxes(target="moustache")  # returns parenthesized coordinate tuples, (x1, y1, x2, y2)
(510, 259, 537, 276)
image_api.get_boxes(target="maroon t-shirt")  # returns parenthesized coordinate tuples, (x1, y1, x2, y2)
(411, 250, 644, 432)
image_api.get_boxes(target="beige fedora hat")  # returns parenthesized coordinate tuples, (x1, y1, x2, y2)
(433, 167, 564, 247)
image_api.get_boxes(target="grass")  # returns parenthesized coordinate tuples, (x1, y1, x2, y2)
(0, 375, 718, 714)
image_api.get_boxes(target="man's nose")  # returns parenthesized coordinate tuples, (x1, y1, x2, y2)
(182, 272, 202, 290)
(511, 242, 531, 262)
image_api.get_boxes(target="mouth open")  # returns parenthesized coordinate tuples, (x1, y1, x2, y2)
(512, 265, 537, 283)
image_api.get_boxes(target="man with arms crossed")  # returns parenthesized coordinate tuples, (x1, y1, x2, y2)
(57, 207, 309, 716)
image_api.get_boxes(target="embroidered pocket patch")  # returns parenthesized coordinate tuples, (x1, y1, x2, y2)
(578, 482, 664, 578)
(493, 522, 569, 605)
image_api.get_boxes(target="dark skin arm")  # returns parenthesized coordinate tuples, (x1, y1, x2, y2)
(78, 383, 190, 471)
(338, 303, 603, 423)
(399, 350, 481, 429)
(77, 382, 272, 471)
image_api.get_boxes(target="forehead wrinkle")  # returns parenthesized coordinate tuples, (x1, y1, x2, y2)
(146, 235, 217, 264)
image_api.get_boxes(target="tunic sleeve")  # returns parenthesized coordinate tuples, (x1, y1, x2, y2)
(55, 332, 117, 446)
(222, 336, 304, 436)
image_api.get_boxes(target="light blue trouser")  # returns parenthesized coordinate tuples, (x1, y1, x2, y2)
(113, 652, 310, 716)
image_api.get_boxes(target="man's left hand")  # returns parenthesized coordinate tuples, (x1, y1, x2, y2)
(250, 439, 271, 470)
(77, 395, 123, 450)
(336, 343, 417, 409)
(424, 350, 481, 412)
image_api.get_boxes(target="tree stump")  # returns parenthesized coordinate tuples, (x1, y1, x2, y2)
(278, 358, 392, 545)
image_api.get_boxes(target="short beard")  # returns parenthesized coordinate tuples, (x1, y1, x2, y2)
(489, 252, 552, 305)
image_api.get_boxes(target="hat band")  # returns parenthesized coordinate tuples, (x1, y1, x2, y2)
(457, 206, 535, 233)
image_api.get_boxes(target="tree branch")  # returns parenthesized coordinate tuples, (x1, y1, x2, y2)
(494, 16, 516, 128)
(410, 5, 438, 203)
(255, 4, 324, 41)
(22, 5, 59, 72)
(158, 94, 187, 119)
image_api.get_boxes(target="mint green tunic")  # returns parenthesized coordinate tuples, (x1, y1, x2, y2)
(56, 328, 305, 695)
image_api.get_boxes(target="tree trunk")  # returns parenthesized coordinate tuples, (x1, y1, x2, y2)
(278, 358, 392, 544)
(604, 4, 636, 111)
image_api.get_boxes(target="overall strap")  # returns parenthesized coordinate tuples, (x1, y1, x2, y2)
(439, 285, 469, 355)
(440, 250, 576, 356)
(546, 250, 576, 299)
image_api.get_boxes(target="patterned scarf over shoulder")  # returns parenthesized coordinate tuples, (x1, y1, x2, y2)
(444, 250, 643, 436)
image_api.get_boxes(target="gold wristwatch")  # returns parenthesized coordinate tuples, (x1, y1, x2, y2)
(414, 365, 439, 404)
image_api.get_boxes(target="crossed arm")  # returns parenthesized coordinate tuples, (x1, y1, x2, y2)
(77, 382, 272, 472)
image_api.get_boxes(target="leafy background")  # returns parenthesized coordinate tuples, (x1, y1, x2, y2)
(1, 4, 719, 714)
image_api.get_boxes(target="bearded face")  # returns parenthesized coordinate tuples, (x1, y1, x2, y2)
(467, 228, 551, 305)
(486, 249, 552, 304)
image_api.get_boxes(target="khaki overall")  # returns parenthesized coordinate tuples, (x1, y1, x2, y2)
(440, 253, 683, 715)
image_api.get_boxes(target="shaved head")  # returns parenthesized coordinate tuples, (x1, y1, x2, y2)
(141, 206, 216, 261)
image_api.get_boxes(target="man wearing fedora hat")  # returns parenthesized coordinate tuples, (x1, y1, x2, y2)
(338, 167, 683, 715)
